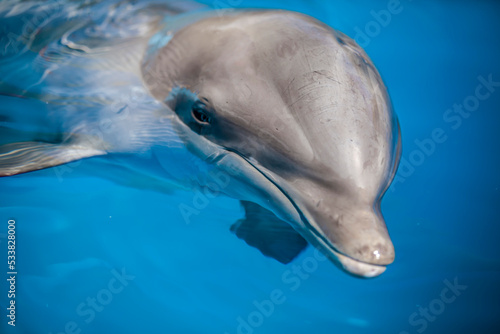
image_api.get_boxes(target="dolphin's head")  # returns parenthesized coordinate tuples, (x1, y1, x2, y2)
(142, 11, 401, 277)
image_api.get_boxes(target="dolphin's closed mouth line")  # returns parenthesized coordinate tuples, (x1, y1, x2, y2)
(223, 147, 385, 269)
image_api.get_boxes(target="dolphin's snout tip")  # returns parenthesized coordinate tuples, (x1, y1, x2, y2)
(334, 240, 394, 277)
(356, 242, 395, 266)
(336, 209, 395, 266)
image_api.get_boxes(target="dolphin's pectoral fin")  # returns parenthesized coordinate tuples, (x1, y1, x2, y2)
(230, 201, 308, 264)
(0, 141, 106, 176)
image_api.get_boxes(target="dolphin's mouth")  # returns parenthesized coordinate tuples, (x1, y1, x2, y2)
(222, 149, 387, 278)
(277, 189, 387, 278)
(261, 171, 388, 278)
(305, 223, 387, 278)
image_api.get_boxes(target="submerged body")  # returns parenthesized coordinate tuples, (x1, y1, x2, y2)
(0, 2, 401, 277)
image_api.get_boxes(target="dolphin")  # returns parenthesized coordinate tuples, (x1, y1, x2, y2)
(0, 7, 401, 277)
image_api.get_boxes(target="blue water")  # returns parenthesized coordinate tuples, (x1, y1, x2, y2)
(1, 1, 500, 333)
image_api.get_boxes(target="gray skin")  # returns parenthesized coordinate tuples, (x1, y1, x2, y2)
(0, 9, 400, 277)
(142, 11, 402, 277)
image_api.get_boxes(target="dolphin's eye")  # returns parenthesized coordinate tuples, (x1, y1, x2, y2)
(191, 103, 211, 125)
